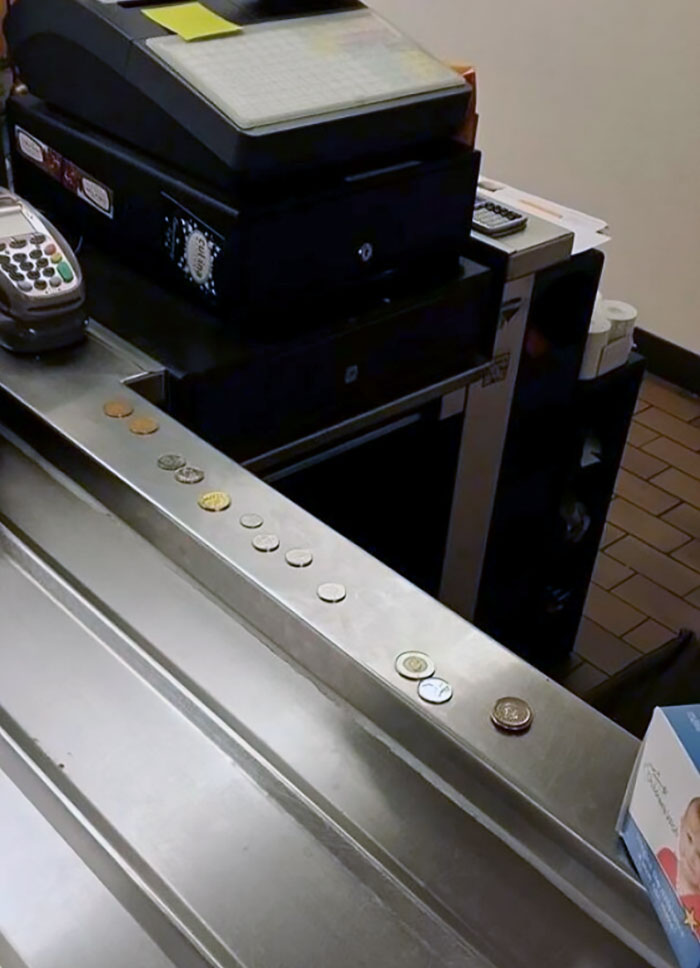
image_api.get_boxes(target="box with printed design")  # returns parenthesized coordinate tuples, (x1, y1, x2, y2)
(621, 706, 700, 968)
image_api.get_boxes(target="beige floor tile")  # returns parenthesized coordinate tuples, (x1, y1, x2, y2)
(644, 436, 700, 481)
(608, 497, 690, 553)
(621, 444, 668, 480)
(615, 468, 679, 515)
(624, 619, 675, 653)
(601, 522, 625, 549)
(593, 553, 634, 590)
(608, 535, 700, 595)
(639, 376, 700, 422)
(613, 575, 700, 633)
(633, 399, 650, 415)
(673, 539, 700, 575)
(584, 584, 646, 636)
(627, 422, 659, 448)
(562, 659, 608, 696)
(635, 408, 700, 451)
(575, 617, 644, 673)
(652, 468, 700, 510)
(687, 588, 700, 608)
(550, 652, 583, 680)
(663, 503, 700, 539)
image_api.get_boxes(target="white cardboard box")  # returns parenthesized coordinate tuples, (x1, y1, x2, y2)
(620, 706, 700, 968)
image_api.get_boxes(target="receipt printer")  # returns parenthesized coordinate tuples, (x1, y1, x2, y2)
(7, 0, 471, 188)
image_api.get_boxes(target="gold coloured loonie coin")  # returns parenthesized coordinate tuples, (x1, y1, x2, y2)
(103, 398, 134, 418)
(198, 491, 231, 512)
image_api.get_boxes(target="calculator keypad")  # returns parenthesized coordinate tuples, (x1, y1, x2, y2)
(0, 234, 76, 296)
(473, 200, 527, 237)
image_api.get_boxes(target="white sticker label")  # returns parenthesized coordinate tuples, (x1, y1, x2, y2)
(17, 130, 44, 165)
(81, 177, 110, 213)
(186, 230, 213, 285)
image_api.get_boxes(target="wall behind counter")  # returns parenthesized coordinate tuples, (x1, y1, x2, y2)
(369, 0, 700, 360)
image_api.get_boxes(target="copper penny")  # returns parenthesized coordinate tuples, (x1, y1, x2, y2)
(128, 416, 159, 436)
(103, 398, 133, 419)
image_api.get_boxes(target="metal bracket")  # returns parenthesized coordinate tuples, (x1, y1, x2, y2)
(482, 352, 511, 387)
(499, 297, 523, 328)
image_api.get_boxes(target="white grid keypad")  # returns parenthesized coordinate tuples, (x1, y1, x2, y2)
(146, 10, 465, 131)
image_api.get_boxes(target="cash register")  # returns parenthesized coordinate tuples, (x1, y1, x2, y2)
(6, 0, 481, 320)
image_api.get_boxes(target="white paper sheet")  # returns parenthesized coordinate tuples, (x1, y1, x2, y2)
(478, 177, 611, 254)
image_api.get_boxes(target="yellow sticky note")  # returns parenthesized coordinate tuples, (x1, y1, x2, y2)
(143, 3, 241, 42)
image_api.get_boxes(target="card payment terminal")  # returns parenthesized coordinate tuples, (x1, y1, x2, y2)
(0, 191, 86, 353)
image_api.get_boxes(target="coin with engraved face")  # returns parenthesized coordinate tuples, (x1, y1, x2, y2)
(395, 651, 435, 681)
(157, 453, 186, 471)
(198, 491, 231, 512)
(175, 466, 205, 485)
(417, 677, 453, 705)
(285, 548, 314, 568)
(253, 533, 280, 553)
(491, 697, 533, 733)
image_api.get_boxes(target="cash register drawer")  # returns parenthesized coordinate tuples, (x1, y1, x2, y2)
(78, 245, 498, 461)
(10, 96, 480, 322)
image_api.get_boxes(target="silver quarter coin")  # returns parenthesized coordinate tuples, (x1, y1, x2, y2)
(157, 453, 186, 472)
(285, 548, 313, 568)
(395, 651, 435, 680)
(491, 697, 533, 733)
(252, 533, 280, 553)
(317, 582, 346, 603)
(240, 513, 264, 529)
(417, 677, 453, 705)
(175, 465, 205, 485)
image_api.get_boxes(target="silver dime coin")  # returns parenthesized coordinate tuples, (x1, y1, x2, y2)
(175, 466, 205, 485)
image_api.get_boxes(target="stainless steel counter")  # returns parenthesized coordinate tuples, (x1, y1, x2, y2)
(0, 328, 672, 967)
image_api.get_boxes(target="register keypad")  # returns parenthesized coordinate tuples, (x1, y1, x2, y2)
(0, 234, 75, 295)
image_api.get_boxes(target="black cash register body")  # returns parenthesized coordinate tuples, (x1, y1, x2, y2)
(7, 0, 481, 320)
(7, 0, 470, 186)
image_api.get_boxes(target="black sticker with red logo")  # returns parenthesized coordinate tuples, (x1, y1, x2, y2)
(14, 125, 114, 219)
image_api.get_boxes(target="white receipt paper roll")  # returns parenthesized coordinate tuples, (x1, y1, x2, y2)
(601, 300, 638, 340)
(580, 317, 611, 380)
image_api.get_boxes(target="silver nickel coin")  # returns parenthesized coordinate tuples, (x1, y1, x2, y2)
(175, 465, 205, 485)
(157, 453, 186, 472)
(417, 677, 453, 705)
(285, 548, 313, 568)
(491, 697, 533, 733)
(395, 651, 435, 680)
(317, 582, 346, 604)
(253, 533, 280, 553)
(240, 513, 264, 529)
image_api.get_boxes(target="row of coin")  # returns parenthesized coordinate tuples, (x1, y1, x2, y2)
(103, 397, 346, 604)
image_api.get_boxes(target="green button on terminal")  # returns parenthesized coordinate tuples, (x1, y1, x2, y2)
(57, 261, 74, 283)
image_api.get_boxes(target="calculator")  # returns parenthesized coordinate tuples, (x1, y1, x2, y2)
(0, 190, 86, 353)
(472, 196, 528, 238)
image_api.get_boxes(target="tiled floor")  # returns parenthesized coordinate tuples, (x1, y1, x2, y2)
(562, 374, 700, 696)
